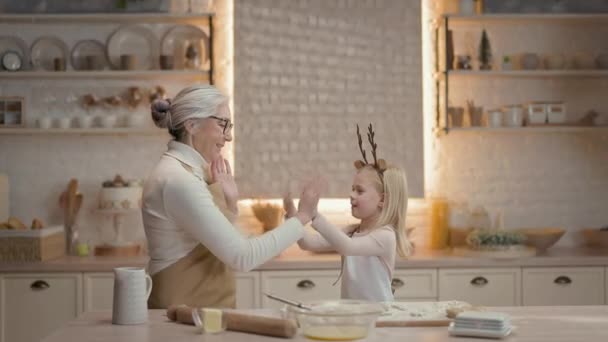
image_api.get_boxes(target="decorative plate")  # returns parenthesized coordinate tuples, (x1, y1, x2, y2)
(106, 24, 159, 70)
(70, 39, 108, 71)
(0, 36, 29, 71)
(161, 24, 210, 70)
(30, 36, 69, 71)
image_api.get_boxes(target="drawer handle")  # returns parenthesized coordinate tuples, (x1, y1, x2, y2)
(391, 278, 405, 289)
(470, 276, 488, 286)
(296, 279, 316, 289)
(30, 280, 50, 291)
(554, 276, 572, 285)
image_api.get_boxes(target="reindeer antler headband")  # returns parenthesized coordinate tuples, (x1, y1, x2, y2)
(354, 123, 387, 176)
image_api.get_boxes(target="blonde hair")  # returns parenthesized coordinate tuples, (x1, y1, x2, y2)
(359, 165, 412, 257)
(151, 84, 228, 140)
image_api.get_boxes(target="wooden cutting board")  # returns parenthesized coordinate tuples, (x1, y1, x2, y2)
(376, 301, 474, 327)
(0, 174, 8, 222)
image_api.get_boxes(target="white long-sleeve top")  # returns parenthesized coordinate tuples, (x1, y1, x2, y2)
(143, 141, 305, 275)
(298, 214, 396, 302)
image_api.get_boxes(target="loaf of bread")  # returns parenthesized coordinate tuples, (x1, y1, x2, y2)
(0, 222, 9, 229)
(7, 217, 27, 230)
(31, 218, 44, 229)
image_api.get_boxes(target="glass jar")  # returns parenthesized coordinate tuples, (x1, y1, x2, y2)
(429, 197, 449, 250)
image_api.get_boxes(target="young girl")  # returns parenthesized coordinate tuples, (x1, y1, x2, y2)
(284, 125, 413, 302)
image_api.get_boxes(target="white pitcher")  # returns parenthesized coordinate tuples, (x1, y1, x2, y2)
(112, 267, 153, 325)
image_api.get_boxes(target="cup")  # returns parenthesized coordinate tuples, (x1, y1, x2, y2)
(120, 54, 137, 70)
(58, 117, 72, 129)
(486, 109, 503, 128)
(469, 106, 484, 127)
(112, 267, 153, 325)
(126, 113, 146, 127)
(160, 55, 174, 70)
(448, 107, 464, 128)
(53, 57, 66, 71)
(76, 115, 94, 128)
(84, 55, 101, 70)
(38, 116, 52, 129)
(100, 115, 117, 128)
(503, 105, 524, 127)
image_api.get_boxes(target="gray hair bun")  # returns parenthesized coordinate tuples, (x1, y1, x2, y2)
(151, 98, 172, 128)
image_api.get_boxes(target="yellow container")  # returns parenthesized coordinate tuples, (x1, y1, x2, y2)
(429, 197, 449, 249)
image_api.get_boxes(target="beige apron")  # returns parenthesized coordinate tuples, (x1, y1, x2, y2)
(148, 163, 237, 309)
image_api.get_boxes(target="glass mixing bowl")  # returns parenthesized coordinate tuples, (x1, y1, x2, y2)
(285, 300, 384, 341)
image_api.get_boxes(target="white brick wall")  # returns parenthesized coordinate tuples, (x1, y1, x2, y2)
(426, 0, 608, 247)
(233, 0, 424, 198)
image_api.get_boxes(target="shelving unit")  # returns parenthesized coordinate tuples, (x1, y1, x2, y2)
(0, 13, 215, 24)
(446, 70, 608, 78)
(0, 128, 167, 136)
(445, 13, 608, 23)
(436, 13, 608, 134)
(448, 126, 608, 133)
(0, 11, 215, 133)
(0, 70, 210, 80)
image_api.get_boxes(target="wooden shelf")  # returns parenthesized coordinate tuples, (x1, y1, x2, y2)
(446, 70, 608, 77)
(0, 70, 210, 80)
(0, 13, 214, 23)
(0, 128, 167, 136)
(445, 13, 608, 22)
(445, 126, 608, 133)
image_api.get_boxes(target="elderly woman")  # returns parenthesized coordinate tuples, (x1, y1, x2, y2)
(143, 85, 320, 309)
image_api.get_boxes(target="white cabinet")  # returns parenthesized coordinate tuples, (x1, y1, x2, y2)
(235, 272, 260, 309)
(260, 270, 341, 309)
(522, 267, 605, 306)
(438, 268, 521, 306)
(392, 269, 437, 301)
(0, 273, 82, 342)
(83, 272, 114, 312)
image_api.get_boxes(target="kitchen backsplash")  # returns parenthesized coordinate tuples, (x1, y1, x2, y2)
(233, 0, 424, 198)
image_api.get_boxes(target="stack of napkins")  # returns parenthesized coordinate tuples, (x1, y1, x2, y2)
(448, 311, 512, 339)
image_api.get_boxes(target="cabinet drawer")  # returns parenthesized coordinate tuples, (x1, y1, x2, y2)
(83, 272, 114, 312)
(260, 270, 340, 309)
(235, 272, 260, 309)
(0, 273, 82, 342)
(523, 267, 605, 306)
(392, 269, 437, 300)
(439, 268, 521, 306)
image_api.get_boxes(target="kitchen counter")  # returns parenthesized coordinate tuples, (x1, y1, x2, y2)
(41, 306, 608, 342)
(2, 246, 608, 272)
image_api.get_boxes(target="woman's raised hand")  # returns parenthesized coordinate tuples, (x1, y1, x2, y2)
(283, 193, 297, 219)
(210, 158, 239, 213)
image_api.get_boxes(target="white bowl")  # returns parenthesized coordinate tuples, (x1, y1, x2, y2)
(286, 300, 384, 340)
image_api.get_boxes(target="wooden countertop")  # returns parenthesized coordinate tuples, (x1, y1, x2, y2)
(1, 246, 608, 273)
(41, 306, 608, 342)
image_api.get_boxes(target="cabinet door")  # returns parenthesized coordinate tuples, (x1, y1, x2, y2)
(260, 270, 341, 309)
(523, 267, 605, 306)
(235, 272, 260, 309)
(83, 272, 114, 312)
(438, 268, 521, 306)
(0, 273, 82, 342)
(392, 269, 437, 301)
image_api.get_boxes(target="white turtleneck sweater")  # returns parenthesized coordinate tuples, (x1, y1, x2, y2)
(142, 141, 305, 275)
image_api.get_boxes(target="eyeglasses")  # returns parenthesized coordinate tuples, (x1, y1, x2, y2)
(209, 116, 234, 134)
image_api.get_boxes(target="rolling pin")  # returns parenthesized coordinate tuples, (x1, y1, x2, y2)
(167, 305, 297, 338)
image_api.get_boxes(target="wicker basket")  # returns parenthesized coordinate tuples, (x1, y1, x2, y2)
(0, 226, 65, 262)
